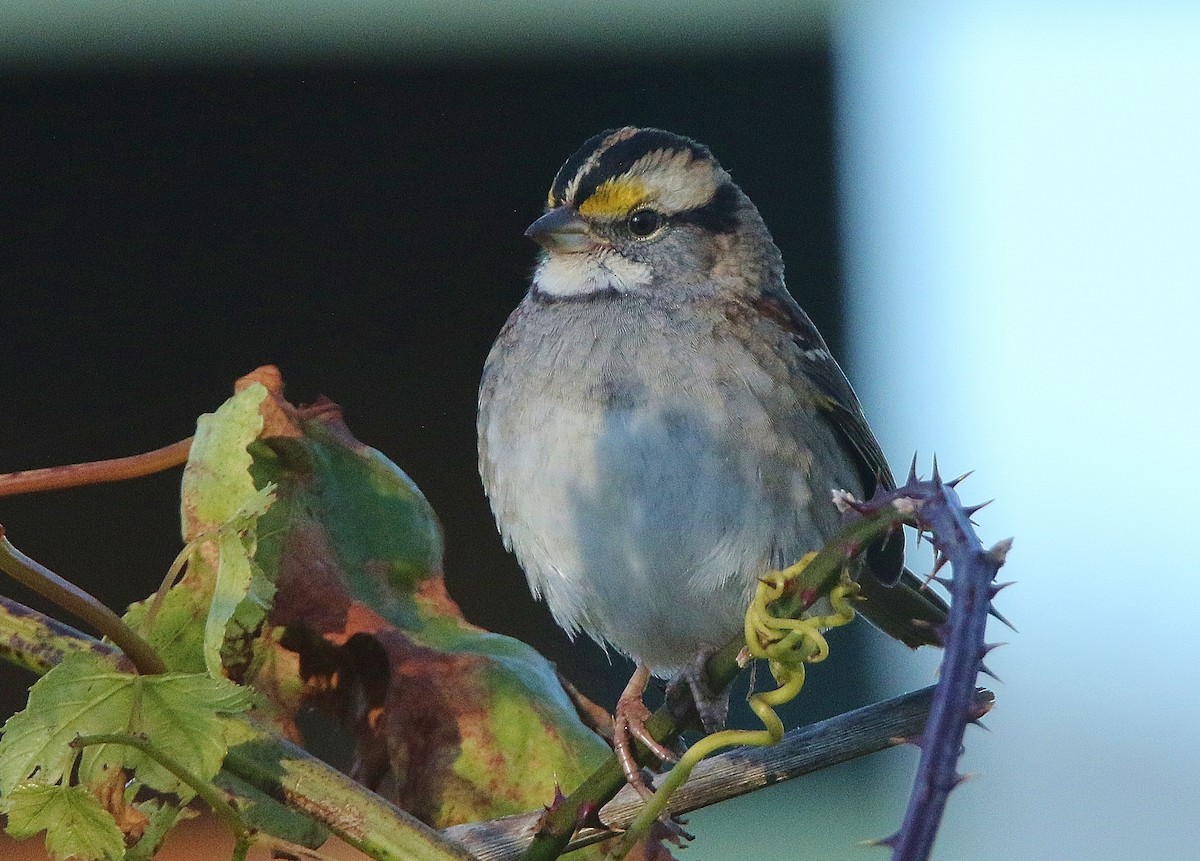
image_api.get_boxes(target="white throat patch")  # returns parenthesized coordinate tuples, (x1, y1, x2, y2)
(533, 251, 652, 298)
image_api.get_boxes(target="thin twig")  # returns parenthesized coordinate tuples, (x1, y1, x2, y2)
(0, 437, 192, 497)
(445, 686, 993, 861)
(0, 530, 166, 675)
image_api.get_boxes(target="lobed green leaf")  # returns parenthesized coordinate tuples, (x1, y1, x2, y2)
(2, 783, 125, 861)
(0, 651, 251, 798)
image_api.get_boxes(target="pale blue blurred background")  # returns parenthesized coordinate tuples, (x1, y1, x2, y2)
(701, 4, 1200, 859)
(3, 2, 1196, 859)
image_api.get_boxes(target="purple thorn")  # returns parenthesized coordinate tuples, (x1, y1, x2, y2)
(969, 718, 991, 732)
(931, 551, 950, 576)
(946, 469, 974, 488)
(989, 580, 1016, 597)
(907, 452, 920, 485)
(988, 604, 1018, 632)
(863, 833, 899, 849)
(963, 499, 995, 518)
(577, 800, 605, 831)
(978, 662, 1002, 682)
(931, 454, 942, 486)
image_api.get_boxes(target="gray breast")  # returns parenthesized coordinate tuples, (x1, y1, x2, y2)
(478, 295, 854, 674)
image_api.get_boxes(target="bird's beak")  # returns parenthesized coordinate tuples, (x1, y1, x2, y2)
(525, 206, 596, 253)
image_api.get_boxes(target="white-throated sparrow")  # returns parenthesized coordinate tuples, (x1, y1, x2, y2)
(478, 128, 945, 778)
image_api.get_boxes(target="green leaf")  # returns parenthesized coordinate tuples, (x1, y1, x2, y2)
(183, 382, 268, 533)
(202, 489, 275, 678)
(2, 783, 125, 861)
(0, 651, 251, 798)
(121, 583, 207, 674)
(177, 383, 277, 677)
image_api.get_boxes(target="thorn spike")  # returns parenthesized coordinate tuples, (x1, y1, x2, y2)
(969, 718, 991, 732)
(978, 662, 1002, 682)
(990, 580, 1016, 595)
(907, 452, 920, 485)
(878, 521, 898, 553)
(988, 605, 1018, 632)
(577, 800, 605, 830)
(931, 454, 942, 486)
(931, 551, 950, 575)
(947, 469, 974, 488)
(963, 500, 995, 520)
(861, 833, 899, 849)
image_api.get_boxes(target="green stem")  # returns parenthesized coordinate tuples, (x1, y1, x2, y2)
(0, 593, 105, 675)
(222, 732, 479, 861)
(0, 532, 166, 675)
(72, 732, 251, 842)
(522, 503, 911, 861)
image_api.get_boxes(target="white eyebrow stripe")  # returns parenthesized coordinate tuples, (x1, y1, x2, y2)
(562, 126, 640, 206)
(624, 147, 720, 213)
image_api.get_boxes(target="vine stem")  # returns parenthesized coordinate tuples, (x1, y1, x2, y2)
(72, 731, 252, 858)
(0, 437, 192, 497)
(0, 530, 166, 675)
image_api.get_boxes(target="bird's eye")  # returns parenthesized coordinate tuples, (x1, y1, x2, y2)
(627, 209, 664, 237)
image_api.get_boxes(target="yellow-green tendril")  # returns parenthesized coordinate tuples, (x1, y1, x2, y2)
(608, 553, 859, 859)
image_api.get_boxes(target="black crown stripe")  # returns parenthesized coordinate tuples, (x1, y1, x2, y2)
(548, 129, 617, 207)
(572, 129, 711, 209)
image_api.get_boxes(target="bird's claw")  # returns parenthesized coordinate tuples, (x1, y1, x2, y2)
(612, 665, 679, 799)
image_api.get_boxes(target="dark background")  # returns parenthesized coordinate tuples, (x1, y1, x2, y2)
(0, 53, 869, 729)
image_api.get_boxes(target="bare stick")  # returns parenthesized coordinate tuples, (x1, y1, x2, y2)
(446, 685, 993, 861)
(0, 437, 192, 497)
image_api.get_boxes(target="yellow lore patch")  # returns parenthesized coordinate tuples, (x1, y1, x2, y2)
(577, 176, 650, 219)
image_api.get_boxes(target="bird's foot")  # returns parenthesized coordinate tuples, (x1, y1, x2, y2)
(666, 647, 729, 733)
(613, 665, 678, 800)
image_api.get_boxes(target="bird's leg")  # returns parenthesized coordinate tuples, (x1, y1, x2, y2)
(613, 664, 678, 799)
(665, 647, 729, 733)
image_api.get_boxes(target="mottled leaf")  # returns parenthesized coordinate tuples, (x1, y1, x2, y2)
(240, 372, 612, 828)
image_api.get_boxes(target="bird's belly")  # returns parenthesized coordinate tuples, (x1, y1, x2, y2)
(487, 394, 818, 675)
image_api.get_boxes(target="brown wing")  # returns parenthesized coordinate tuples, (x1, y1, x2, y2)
(747, 288, 947, 647)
